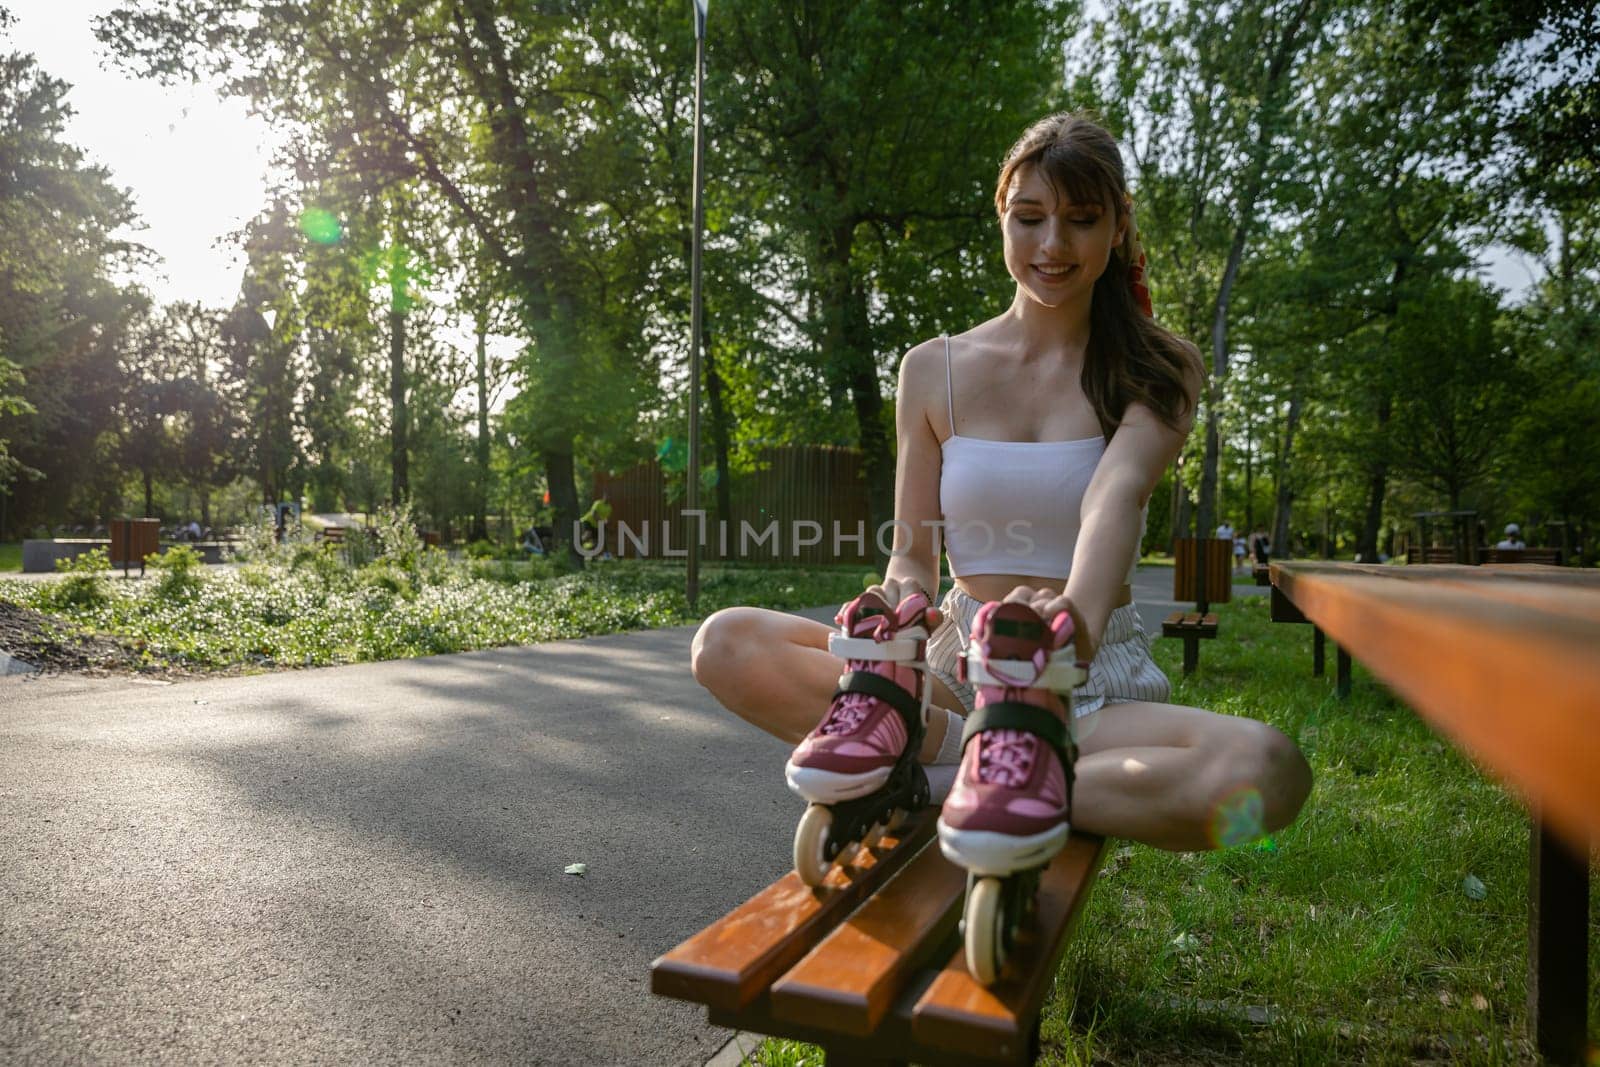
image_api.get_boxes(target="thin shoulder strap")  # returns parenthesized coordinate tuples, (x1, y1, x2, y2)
(943, 334, 956, 437)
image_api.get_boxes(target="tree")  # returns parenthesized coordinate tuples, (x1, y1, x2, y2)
(715, 2, 1070, 559)
(0, 24, 143, 533)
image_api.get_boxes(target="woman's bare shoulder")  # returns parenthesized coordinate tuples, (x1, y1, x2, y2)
(897, 335, 954, 435)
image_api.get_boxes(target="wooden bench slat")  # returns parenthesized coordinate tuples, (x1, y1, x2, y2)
(910, 833, 1108, 1062)
(770, 834, 967, 1036)
(710, 970, 992, 1067)
(650, 811, 936, 1013)
(1273, 565, 1600, 855)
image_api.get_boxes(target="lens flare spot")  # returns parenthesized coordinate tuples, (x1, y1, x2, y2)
(299, 208, 342, 244)
(1208, 786, 1265, 848)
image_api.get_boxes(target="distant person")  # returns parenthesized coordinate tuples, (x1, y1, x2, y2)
(521, 525, 546, 556)
(1215, 519, 1234, 542)
(1496, 523, 1525, 550)
(185, 519, 202, 541)
(1250, 526, 1271, 565)
(1232, 533, 1247, 571)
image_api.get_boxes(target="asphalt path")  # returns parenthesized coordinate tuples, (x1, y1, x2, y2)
(0, 566, 1260, 1065)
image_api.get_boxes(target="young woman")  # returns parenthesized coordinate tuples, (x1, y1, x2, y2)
(691, 113, 1311, 932)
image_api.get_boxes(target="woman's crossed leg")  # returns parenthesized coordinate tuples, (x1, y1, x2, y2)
(691, 604, 1311, 852)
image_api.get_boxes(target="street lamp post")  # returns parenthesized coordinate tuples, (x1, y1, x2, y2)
(687, 0, 708, 611)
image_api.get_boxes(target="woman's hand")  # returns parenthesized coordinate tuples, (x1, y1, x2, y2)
(1001, 584, 1093, 661)
(859, 576, 943, 631)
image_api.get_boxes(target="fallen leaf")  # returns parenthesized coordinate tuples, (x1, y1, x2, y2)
(1438, 991, 1452, 1006)
(1170, 932, 1200, 955)
(1471, 994, 1489, 1011)
(1462, 874, 1487, 900)
(564, 863, 587, 877)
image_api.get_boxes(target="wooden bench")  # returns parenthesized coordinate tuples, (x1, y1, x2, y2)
(318, 526, 346, 545)
(651, 811, 1108, 1065)
(1480, 546, 1562, 565)
(1161, 610, 1218, 676)
(1270, 561, 1599, 1064)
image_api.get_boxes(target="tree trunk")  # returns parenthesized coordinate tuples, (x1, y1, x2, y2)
(702, 323, 733, 538)
(1272, 390, 1302, 559)
(472, 319, 490, 542)
(1357, 394, 1391, 562)
(389, 255, 409, 505)
(819, 216, 893, 567)
(1243, 413, 1254, 532)
(1196, 0, 1315, 592)
(143, 468, 154, 518)
(544, 445, 583, 567)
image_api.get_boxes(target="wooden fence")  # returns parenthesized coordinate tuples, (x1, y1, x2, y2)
(592, 445, 874, 565)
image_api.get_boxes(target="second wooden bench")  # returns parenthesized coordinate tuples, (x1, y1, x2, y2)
(1161, 610, 1219, 676)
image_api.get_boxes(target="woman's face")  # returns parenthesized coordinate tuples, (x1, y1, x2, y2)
(1001, 163, 1127, 309)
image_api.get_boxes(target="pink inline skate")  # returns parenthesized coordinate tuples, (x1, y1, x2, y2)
(937, 600, 1088, 985)
(786, 589, 935, 886)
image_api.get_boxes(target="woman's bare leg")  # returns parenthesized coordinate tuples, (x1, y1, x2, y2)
(1071, 701, 1312, 851)
(692, 607, 1312, 852)
(690, 605, 962, 761)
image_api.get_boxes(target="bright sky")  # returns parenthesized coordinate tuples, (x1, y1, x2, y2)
(6, 1, 276, 309)
(7, 4, 1542, 314)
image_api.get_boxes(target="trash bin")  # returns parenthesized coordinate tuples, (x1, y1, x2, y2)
(1173, 537, 1232, 604)
(110, 518, 161, 576)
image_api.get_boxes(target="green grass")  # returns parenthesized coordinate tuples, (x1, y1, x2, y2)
(0, 542, 19, 572)
(0, 553, 874, 672)
(744, 595, 1598, 1065)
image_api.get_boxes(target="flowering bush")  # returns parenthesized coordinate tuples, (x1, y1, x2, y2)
(0, 555, 864, 673)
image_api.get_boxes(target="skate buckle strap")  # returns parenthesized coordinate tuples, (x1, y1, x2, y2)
(834, 670, 924, 734)
(960, 701, 1076, 774)
(828, 630, 926, 662)
(962, 649, 1088, 691)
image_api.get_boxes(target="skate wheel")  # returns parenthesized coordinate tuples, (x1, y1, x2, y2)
(964, 876, 1007, 986)
(794, 805, 833, 887)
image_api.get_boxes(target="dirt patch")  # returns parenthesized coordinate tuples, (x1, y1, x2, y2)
(0, 599, 146, 674)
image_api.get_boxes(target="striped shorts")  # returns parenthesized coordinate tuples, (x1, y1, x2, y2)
(924, 585, 1171, 725)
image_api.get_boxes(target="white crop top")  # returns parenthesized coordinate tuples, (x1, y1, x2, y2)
(938, 335, 1143, 583)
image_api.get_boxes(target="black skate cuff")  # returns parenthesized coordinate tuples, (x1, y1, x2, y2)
(835, 670, 923, 735)
(960, 701, 1076, 777)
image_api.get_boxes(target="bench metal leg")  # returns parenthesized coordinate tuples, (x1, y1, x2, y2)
(1312, 627, 1325, 677)
(1529, 818, 1588, 1065)
(1182, 637, 1199, 676)
(1336, 646, 1350, 699)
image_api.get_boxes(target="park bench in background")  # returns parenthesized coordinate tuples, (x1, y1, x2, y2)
(652, 812, 1107, 1065)
(318, 526, 346, 545)
(1165, 537, 1231, 674)
(1252, 563, 1271, 587)
(1270, 561, 1598, 1065)
(1161, 611, 1218, 676)
(1480, 546, 1562, 565)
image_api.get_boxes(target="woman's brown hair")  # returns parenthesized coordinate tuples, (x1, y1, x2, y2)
(994, 112, 1202, 438)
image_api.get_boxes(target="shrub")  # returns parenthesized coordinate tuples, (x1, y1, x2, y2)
(148, 544, 206, 602)
(42, 548, 112, 611)
(465, 539, 499, 560)
(372, 503, 424, 573)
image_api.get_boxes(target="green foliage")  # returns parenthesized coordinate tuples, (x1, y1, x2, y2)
(40, 547, 112, 611)
(147, 543, 205, 602)
(2, 551, 865, 672)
